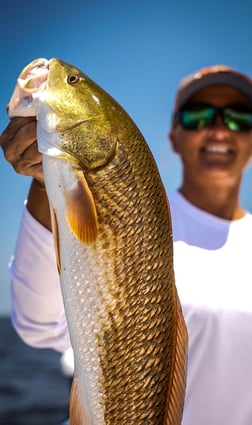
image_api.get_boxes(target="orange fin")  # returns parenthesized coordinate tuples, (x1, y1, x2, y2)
(164, 291, 188, 424)
(49, 204, 61, 274)
(65, 171, 98, 244)
(69, 377, 92, 425)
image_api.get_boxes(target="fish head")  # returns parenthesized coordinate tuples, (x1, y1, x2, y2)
(8, 58, 121, 170)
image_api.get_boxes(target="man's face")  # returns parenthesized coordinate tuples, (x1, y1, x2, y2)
(169, 85, 252, 187)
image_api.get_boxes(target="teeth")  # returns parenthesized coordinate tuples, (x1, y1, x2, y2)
(205, 146, 229, 154)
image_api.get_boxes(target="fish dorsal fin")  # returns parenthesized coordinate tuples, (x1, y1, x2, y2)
(65, 171, 98, 244)
(49, 204, 61, 274)
(70, 377, 92, 425)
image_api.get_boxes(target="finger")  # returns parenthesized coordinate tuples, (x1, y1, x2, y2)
(12, 141, 44, 180)
(15, 160, 44, 183)
(23, 162, 44, 183)
(0, 117, 36, 145)
(1, 119, 37, 163)
(13, 150, 44, 183)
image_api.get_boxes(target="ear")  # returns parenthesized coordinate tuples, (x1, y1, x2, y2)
(169, 128, 179, 153)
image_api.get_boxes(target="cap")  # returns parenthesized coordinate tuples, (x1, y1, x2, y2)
(173, 65, 252, 113)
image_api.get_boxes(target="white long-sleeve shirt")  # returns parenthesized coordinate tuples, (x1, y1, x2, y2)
(10, 204, 71, 352)
(9, 192, 252, 424)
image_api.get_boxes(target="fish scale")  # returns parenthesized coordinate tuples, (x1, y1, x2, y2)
(57, 145, 176, 424)
(8, 57, 188, 424)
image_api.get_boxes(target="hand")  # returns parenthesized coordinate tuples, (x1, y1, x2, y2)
(0, 117, 44, 184)
(1, 117, 51, 230)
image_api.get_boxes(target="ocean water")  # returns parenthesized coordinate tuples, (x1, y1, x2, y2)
(0, 317, 70, 425)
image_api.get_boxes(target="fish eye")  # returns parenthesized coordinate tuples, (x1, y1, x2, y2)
(67, 74, 80, 85)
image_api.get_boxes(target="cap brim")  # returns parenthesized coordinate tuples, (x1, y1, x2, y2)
(177, 72, 252, 110)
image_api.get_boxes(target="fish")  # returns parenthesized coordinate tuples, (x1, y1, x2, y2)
(8, 58, 188, 425)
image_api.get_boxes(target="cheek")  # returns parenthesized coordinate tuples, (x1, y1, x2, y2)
(174, 132, 201, 157)
(241, 137, 252, 156)
(237, 139, 252, 169)
(171, 129, 190, 153)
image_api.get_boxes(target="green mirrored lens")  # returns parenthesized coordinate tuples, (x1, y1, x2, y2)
(224, 108, 252, 131)
(178, 105, 252, 131)
(180, 107, 215, 129)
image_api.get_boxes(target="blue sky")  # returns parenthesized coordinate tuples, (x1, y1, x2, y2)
(1, 0, 252, 314)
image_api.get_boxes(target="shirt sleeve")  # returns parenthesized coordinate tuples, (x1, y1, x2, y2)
(9, 204, 71, 352)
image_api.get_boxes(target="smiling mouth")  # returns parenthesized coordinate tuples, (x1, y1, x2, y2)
(202, 145, 233, 155)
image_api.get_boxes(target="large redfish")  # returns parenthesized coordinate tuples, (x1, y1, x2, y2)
(8, 58, 187, 424)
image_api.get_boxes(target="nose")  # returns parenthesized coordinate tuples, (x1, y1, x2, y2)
(207, 112, 232, 141)
(209, 112, 229, 132)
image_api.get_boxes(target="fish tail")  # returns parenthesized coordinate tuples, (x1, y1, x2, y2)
(69, 377, 91, 425)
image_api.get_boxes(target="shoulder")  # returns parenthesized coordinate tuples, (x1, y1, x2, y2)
(167, 190, 207, 232)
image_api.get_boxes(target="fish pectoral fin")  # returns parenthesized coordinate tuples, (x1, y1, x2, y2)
(65, 171, 98, 244)
(70, 377, 92, 425)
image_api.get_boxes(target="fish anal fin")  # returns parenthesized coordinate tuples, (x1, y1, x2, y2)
(65, 172, 98, 244)
(50, 204, 61, 274)
(69, 377, 92, 425)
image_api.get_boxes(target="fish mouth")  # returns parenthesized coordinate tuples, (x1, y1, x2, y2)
(8, 58, 49, 117)
(18, 58, 49, 93)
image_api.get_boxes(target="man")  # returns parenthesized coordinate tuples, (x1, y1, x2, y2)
(167, 65, 252, 424)
(2, 64, 252, 424)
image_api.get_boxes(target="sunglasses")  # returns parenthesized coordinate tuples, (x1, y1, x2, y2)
(174, 103, 252, 132)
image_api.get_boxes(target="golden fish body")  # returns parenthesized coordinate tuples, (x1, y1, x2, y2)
(8, 58, 187, 424)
